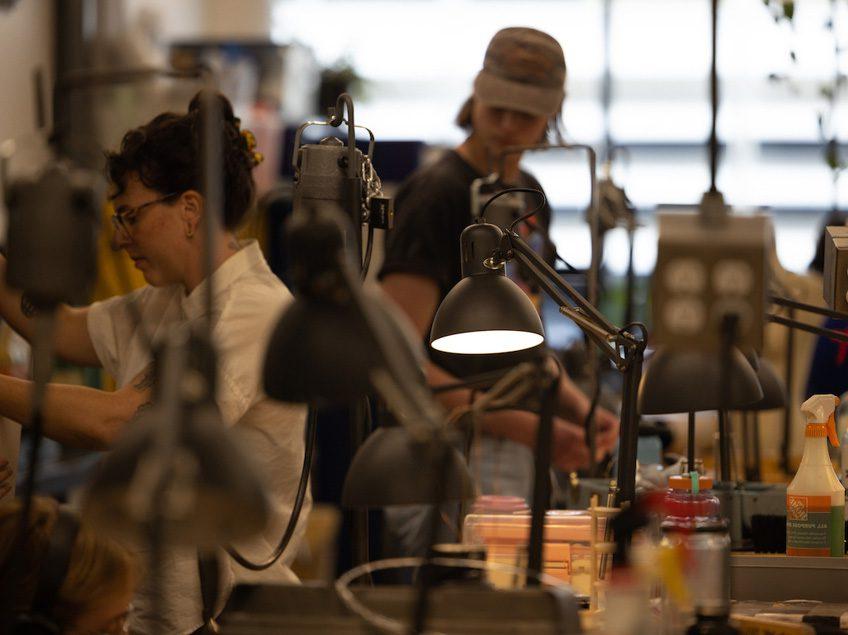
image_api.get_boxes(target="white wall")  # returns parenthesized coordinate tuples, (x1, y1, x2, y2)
(124, 0, 272, 42)
(0, 0, 54, 176)
(122, 0, 199, 41)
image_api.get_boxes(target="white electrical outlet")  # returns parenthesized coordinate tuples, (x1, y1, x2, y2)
(653, 211, 769, 351)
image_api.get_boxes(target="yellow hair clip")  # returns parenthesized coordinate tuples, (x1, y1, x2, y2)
(239, 128, 263, 166)
(241, 129, 257, 151)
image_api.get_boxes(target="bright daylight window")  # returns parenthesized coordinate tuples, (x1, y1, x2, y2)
(272, 0, 848, 275)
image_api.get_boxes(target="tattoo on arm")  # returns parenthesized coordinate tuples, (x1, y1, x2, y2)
(133, 364, 155, 392)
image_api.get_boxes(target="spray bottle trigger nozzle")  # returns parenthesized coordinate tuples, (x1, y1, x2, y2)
(828, 412, 840, 447)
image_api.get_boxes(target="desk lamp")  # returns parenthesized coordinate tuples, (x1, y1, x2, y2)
(262, 201, 474, 508)
(430, 196, 647, 579)
(638, 346, 763, 479)
(262, 201, 476, 635)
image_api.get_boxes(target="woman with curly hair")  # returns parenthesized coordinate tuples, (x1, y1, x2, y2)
(0, 92, 309, 633)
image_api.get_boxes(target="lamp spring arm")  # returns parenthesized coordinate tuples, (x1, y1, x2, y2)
(766, 313, 848, 343)
(508, 234, 633, 369)
(770, 294, 848, 322)
(508, 231, 617, 334)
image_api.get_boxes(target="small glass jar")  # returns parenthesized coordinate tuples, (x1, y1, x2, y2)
(662, 475, 720, 531)
(660, 474, 730, 623)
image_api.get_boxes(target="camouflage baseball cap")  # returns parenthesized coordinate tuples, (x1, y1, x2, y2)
(473, 27, 566, 117)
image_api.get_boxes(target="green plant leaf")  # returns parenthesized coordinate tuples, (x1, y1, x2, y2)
(825, 139, 842, 171)
(783, 1, 795, 20)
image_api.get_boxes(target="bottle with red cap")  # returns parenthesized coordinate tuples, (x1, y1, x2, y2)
(663, 474, 721, 531)
(661, 472, 735, 634)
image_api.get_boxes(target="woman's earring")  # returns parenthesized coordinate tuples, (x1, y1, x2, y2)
(186, 228, 194, 239)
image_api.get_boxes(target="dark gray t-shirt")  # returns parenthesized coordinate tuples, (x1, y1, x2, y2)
(379, 149, 554, 376)
(379, 149, 553, 301)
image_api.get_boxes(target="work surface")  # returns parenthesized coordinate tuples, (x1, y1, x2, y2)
(732, 601, 848, 633)
(732, 553, 848, 603)
(219, 583, 582, 634)
(218, 584, 848, 634)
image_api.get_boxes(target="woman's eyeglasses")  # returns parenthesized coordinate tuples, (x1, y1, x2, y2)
(110, 192, 180, 239)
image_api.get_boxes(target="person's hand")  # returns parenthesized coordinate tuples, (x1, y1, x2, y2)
(551, 418, 590, 472)
(592, 407, 620, 460)
(0, 456, 13, 498)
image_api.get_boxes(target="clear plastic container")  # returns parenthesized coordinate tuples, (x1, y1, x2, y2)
(463, 505, 603, 593)
(469, 495, 529, 515)
(662, 475, 720, 531)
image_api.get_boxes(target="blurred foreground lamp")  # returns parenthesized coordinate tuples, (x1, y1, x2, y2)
(430, 217, 647, 577)
(741, 355, 786, 481)
(262, 202, 474, 508)
(342, 426, 472, 507)
(85, 328, 270, 547)
(749, 356, 786, 411)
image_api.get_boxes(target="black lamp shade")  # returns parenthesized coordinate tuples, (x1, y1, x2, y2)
(430, 272, 544, 365)
(263, 297, 379, 405)
(748, 357, 786, 411)
(264, 290, 427, 406)
(84, 401, 270, 547)
(341, 427, 476, 507)
(638, 347, 764, 415)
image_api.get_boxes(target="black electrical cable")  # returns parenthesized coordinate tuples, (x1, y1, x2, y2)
(226, 405, 317, 570)
(509, 190, 547, 234)
(477, 187, 547, 232)
(481, 187, 587, 277)
(361, 224, 375, 281)
(583, 358, 602, 478)
(555, 253, 583, 273)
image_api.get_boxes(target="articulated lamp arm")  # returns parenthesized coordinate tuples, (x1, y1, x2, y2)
(334, 252, 448, 440)
(503, 229, 644, 372)
(768, 295, 848, 343)
(485, 227, 646, 506)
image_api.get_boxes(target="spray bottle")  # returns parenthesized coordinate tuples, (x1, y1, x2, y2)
(786, 395, 845, 557)
(837, 393, 848, 487)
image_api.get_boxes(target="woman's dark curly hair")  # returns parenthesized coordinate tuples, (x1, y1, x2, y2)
(105, 91, 258, 230)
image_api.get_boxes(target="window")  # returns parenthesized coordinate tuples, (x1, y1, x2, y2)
(273, 0, 848, 274)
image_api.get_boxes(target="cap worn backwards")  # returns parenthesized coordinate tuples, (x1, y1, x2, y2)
(473, 27, 567, 118)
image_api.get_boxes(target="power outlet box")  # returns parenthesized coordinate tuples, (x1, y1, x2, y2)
(823, 225, 848, 312)
(652, 211, 770, 351)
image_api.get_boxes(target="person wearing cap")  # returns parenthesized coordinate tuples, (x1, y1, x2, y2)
(379, 28, 619, 550)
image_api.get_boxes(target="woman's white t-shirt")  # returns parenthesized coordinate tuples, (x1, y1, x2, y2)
(87, 240, 310, 634)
